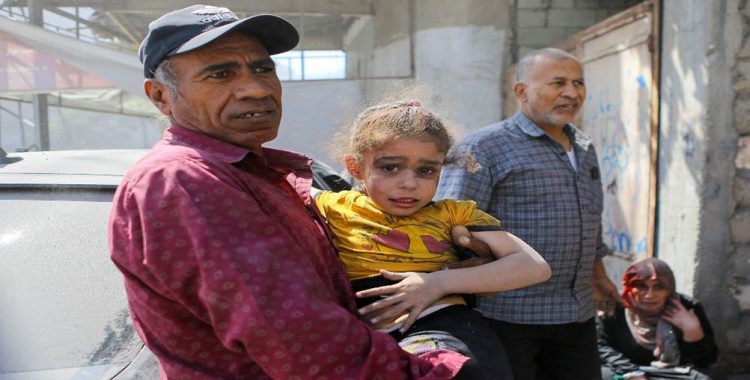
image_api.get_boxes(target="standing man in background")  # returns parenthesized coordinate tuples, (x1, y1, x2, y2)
(109, 5, 467, 379)
(436, 47, 622, 380)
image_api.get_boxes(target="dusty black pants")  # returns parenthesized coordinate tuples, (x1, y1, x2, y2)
(391, 305, 514, 380)
(488, 317, 602, 380)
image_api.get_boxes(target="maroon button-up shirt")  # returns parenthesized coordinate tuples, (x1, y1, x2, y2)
(109, 126, 466, 379)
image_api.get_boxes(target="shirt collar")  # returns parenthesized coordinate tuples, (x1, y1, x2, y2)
(163, 125, 249, 163)
(512, 112, 591, 151)
(162, 125, 312, 170)
(512, 111, 548, 138)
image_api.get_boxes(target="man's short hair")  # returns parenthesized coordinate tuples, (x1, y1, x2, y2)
(515, 48, 579, 83)
(153, 59, 178, 96)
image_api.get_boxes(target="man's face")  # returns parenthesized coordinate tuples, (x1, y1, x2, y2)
(155, 32, 282, 153)
(515, 56, 585, 130)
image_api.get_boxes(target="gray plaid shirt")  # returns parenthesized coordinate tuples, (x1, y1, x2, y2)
(436, 112, 610, 324)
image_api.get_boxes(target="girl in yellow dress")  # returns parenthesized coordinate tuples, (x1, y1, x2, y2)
(315, 98, 552, 379)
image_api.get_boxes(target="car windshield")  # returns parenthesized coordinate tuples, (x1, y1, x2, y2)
(0, 187, 142, 375)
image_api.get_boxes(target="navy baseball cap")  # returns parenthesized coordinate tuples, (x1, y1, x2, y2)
(139, 5, 299, 78)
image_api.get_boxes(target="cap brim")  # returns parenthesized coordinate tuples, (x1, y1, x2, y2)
(171, 14, 299, 57)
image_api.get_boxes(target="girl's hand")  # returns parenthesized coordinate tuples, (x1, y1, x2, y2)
(355, 270, 445, 332)
(662, 297, 704, 342)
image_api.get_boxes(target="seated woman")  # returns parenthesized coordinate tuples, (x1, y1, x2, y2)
(597, 258, 718, 380)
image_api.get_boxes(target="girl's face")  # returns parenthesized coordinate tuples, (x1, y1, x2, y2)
(631, 278, 671, 314)
(350, 137, 445, 217)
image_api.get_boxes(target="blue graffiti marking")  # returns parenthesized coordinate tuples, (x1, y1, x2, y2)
(636, 74, 647, 88)
(584, 95, 622, 124)
(604, 224, 648, 255)
(635, 238, 647, 254)
(617, 233, 632, 252)
(604, 225, 630, 253)
(601, 144, 628, 181)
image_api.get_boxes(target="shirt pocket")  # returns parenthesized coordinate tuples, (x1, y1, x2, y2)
(579, 165, 604, 215)
(506, 162, 571, 205)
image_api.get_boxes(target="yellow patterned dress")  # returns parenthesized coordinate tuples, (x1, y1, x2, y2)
(315, 190, 502, 279)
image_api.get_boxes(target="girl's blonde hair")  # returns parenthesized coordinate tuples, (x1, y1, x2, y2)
(333, 98, 477, 171)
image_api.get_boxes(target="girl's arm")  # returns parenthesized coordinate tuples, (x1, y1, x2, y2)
(357, 229, 551, 332)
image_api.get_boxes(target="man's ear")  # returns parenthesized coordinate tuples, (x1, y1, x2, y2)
(144, 79, 173, 117)
(344, 155, 363, 180)
(513, 82, 527, 103)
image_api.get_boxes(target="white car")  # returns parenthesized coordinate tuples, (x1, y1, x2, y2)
(0, 149, 349, 380)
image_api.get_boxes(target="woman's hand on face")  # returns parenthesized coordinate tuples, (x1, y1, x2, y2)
(662, 297, 704, 342)
(355, 270, 445, 332)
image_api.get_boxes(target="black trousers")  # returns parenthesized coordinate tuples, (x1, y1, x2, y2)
(488, 317, 601, 380)
(391, 305, 514, 380)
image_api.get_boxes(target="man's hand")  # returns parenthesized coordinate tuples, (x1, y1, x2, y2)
(444, 225, 494, 269)
(592, 259, 623, 316)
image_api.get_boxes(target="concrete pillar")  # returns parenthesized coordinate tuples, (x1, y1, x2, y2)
(31, 95, 49, 151)
(28, 0, 50, 151)
(659, 0, 747, 375)
(412, 0, 512, 131)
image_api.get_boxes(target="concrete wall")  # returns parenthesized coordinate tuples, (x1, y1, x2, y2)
(500, 0, 642, 118)
(269, 79, 363, 165)
(272, 0, 514, 167)
(281, 0, 515, 169)
(412, 0, 512, 131)
(344, 0, 412, 78)
(514, 0, 642, 59)
(344, 0, 514, 134)
(659, 0, 750, 377)
(729, 0, 750, 375)
(734, 0, 750, 318)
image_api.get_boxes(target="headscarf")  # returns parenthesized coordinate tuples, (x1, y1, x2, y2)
(621, 257, 681, 366)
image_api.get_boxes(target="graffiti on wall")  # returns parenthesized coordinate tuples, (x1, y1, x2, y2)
(580, 29, 654, 258)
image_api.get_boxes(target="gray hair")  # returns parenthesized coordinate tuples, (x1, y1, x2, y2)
(515, 48, 579, 83)
(153, 59, 178, 97)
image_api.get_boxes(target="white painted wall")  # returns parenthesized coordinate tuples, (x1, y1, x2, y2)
(658, 2, 711, 295)
(270, 79, 364, 168)
(414, 26, 507, 133)
(658, 0, 740, 298)
(658, 3, 749, 374)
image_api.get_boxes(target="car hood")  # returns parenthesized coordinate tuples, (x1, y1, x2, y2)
(0, 363, 128, 380)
